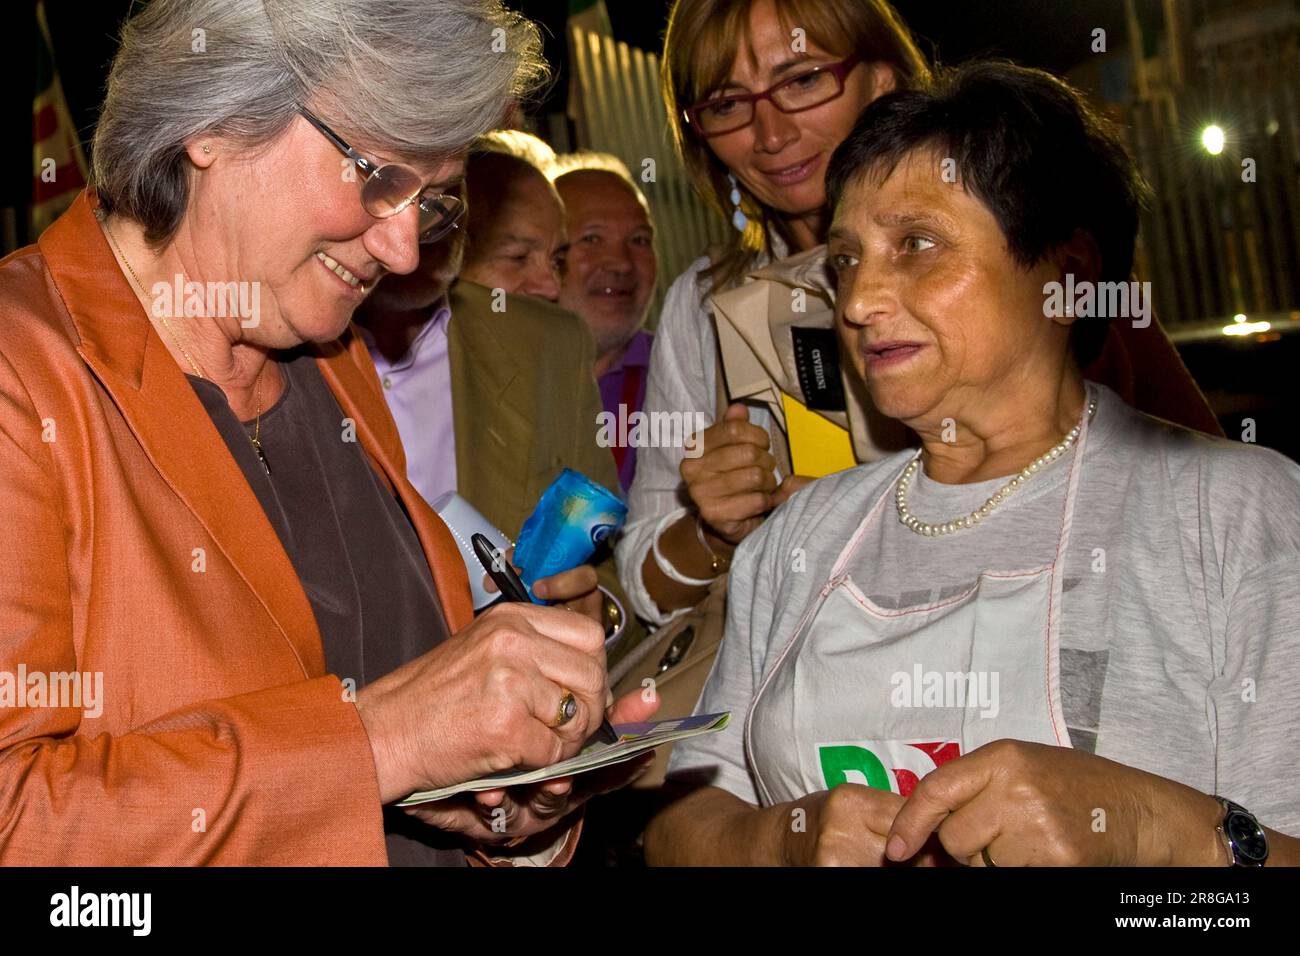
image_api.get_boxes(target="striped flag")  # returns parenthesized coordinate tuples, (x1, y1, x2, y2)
(32, 0, 89, 236)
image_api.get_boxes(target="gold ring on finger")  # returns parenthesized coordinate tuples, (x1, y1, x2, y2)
(549, 690, 578, 729)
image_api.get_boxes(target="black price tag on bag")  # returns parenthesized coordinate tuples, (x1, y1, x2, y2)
(790, 326, 847, 412)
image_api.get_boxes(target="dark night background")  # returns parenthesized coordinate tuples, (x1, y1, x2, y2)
(2, 0, 1169, 211)
(2, 1, 1293, 458)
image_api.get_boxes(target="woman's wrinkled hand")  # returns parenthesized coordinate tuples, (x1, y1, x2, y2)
(782, 785, 953, 866)
(355, 601, 607, 806)
(681, 403, 817, 546)
(680, 402, 779, 546)
(884, 739, 1224, 867)
(402, 686, 660, 845)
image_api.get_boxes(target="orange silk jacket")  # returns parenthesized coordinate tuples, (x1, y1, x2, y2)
(0, 191, 475, 865)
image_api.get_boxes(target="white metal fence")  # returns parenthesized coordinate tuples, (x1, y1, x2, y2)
(567, 25, 731, 326)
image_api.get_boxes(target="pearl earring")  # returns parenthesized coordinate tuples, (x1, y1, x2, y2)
(202, 145, 212, 155)
(727, 173, 748, 233)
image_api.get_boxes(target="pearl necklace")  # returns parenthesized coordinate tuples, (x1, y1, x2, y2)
(895, 397, 1096, 537)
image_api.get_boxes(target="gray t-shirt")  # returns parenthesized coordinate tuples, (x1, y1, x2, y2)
(669, 382, 1300, 835)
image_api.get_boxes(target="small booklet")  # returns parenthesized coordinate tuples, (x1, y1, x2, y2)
(397, 711, 731, 806)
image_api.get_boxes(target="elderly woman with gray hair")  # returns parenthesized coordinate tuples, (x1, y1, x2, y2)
(0, 0, 653, 866)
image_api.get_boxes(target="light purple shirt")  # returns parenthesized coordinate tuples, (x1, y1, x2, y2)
(360, 303, 457, 507)
(598, 329, 654, 493)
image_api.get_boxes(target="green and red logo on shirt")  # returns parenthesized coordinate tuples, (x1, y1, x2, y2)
(818, 740, 961, 796)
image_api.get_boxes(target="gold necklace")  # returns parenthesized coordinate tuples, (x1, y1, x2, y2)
(104, 223, 207, 378)
(105, 221, 271, 476)
(249, 368, 270, 476)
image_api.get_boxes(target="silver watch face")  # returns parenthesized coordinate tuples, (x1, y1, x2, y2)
(1226, 811, 1268, 862)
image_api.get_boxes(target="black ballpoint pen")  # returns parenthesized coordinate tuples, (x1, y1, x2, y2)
(471, 533, 619, 745)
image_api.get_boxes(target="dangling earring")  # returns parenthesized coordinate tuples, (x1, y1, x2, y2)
(727, 174, 749, 233)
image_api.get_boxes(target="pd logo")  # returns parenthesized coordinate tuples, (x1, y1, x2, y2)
(818, 740, 960, 796)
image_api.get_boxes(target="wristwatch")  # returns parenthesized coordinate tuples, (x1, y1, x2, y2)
(1214, 796, 1269, 867)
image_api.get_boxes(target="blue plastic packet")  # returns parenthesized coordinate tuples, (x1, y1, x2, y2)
(513, 469, 627, 593)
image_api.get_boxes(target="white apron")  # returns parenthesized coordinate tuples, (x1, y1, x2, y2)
(745, 398, 1093, 806)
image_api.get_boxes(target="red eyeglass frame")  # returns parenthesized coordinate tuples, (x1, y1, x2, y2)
(683, 54, 864, 138)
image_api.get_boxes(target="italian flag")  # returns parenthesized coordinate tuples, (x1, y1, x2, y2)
(32, 0, 88, 236)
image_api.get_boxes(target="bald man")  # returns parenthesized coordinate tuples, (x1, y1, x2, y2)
(554, 161, 658, 492)
(460, 150, 568, 302)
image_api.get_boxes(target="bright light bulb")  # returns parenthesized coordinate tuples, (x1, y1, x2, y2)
(1202, 125, 1225, 155)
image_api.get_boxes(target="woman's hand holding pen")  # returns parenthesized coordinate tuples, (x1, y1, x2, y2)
(355, 601, 608, 808)
(404, 688, 659, 847)
(475, 537, 617, 745)
(360, 538, 644, 848)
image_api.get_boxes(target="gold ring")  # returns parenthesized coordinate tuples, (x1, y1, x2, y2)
(549, 690, 577, 729)
(981, 846, 997, 868)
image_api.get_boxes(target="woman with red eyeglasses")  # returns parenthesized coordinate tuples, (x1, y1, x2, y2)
(615, 0, 931, 640)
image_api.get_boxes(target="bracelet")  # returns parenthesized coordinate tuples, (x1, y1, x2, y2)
(650, 512, 717, 588)
(694, 515, 731, 575)
(598, 586, 627, 644)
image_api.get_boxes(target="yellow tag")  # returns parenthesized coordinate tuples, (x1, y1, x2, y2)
(781, 392, 856, 478)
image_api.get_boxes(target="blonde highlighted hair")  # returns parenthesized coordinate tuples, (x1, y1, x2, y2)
(661, 0, 930, 297)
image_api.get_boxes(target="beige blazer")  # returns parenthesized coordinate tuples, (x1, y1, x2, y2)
(448, 280, 644, 661)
